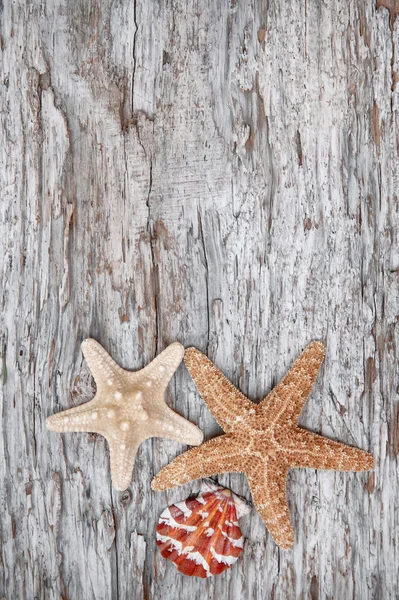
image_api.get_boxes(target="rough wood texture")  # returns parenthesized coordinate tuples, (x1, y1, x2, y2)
(0, 0, 398, 598)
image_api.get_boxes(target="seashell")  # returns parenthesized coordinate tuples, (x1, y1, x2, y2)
(156, 479, 252, 578)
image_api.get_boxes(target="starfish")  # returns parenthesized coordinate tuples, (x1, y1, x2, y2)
(152, 342, 374, 549)
(47, 339, 204, 491)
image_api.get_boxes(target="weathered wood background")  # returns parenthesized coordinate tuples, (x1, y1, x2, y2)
(1, 0, 398, 598)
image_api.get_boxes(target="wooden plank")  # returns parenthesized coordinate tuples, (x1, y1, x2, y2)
(0, 0, 398, 598)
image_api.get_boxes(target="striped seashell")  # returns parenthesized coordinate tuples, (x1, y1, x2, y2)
(156, 479, 251, 578)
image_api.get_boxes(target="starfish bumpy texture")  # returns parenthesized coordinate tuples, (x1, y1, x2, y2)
(152, 342, 374, 549)
(47, 340, 203, 491)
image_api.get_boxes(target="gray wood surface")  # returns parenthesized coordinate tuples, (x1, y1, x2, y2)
(1, 0, 398, 598)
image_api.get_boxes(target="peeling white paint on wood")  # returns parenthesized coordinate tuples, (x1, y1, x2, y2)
(0, 0, 398, 598)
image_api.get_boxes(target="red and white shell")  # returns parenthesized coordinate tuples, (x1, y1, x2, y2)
(156, 479, 251, 578)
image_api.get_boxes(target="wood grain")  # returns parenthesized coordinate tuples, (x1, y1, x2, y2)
(0, 0, 398, 598)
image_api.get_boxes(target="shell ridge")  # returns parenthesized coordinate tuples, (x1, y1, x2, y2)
(210, 546, 238, 566)
(179, 549, 211, 577)
(159, 510, 197, 532)
(156, 532, 183, 554)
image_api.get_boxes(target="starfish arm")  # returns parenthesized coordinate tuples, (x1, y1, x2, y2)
(107, 435, 142, 491)
(81, 339, 125, 394)
(286, 429, 375, 471)
(184, 348, 256, 433)
(259, 341, 325, 425)
(151, 434, 242, 491)
(134, 342, 184, 392)
(150, 404, 204, 446)
(46, 399, 102, 433)
(246, 458, 294, 550)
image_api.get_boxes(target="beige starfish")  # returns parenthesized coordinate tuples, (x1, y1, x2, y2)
(152, 342, 374, 549)
(47, 339, 204, 491)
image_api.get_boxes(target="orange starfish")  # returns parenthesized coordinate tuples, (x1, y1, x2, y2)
(152, 342, 374, 549)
